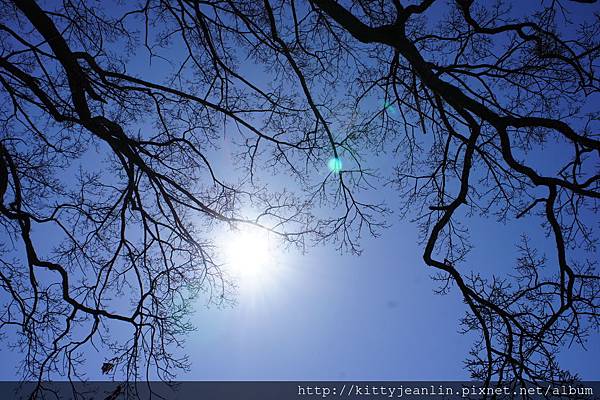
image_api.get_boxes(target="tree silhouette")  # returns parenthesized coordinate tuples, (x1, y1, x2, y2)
(0, 0, 598, 393)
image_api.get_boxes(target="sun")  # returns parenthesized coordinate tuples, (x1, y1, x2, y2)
(223, 225, 274, 283)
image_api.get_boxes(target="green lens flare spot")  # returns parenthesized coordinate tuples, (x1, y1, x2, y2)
(383, 101, 397, 115)
(328, 157, 343, 174)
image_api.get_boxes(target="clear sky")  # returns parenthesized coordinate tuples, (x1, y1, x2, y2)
(177, 182, 600, 380)
(1, 209, 598, 380)
(0, 0, 598, 383)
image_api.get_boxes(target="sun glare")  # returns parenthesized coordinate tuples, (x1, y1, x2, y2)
(223, 226, 274, 284)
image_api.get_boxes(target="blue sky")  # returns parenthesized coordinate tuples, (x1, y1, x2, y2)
(1, 206, 598, 380)
(177, 208, 600, 380)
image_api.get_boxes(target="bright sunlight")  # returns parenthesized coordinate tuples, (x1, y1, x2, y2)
(222, 225, 276, 286)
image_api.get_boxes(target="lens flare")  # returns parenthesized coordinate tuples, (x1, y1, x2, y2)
(383, 101, 397, 115)
(328, 157, 343, 174)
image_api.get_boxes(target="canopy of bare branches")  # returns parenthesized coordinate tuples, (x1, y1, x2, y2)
(0, 0, 598, 392)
